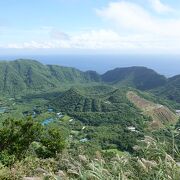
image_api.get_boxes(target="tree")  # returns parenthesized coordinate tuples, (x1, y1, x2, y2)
(0, 117, 42, 165)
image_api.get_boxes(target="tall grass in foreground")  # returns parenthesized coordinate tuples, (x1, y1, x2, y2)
(0, 136, 180, 179)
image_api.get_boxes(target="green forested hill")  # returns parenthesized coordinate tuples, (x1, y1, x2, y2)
(51, 87, 131, 113)
(152, 75, 180, 104)
(49, 85, 177, 154)
(1, 59, 180, 102)
(51, 87, 149, 125)
(102, 66, 167, 90)
(0, 59, 100, 95)
(47, 65, 100, 83)
(51, 86, 177, 126)
(50, 86, 147, 151)
(50, 88, 99, 112)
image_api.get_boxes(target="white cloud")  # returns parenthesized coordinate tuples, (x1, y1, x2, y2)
(1, 30, 131, 50)
(96, 1, 180, 36)
(1, 1, 180, 53)
(2, 29, 180, 53)
(149, 0, 174, 13)
(96, 2, 155, 33)
(95, 1, 180, 53)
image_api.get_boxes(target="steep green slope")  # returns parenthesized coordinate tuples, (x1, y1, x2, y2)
(52, 87, 177, 129)
(0, 59, 174, 97)
(0, 59, 100, 95)
(47, 65, 100, 83)
(51, 87, 104, 112)
(152, 75, 180, 104)
(49, 86, 151, 151)
(48, 86, 147, 151)
(102, 67, 167, 90)
(51, 87, 149, 126)
(49, 85, 120, 112)
(50, 88, 95, 112)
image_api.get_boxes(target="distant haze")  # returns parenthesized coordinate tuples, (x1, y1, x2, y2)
(0, 54, 179, 77)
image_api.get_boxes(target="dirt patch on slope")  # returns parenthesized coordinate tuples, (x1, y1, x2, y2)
(127, 91, 178, 129)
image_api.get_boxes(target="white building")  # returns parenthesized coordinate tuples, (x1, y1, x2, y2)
(127, 126, 136, 132)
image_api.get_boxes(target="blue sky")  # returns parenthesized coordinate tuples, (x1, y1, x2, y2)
(0, 0, 180, 54)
